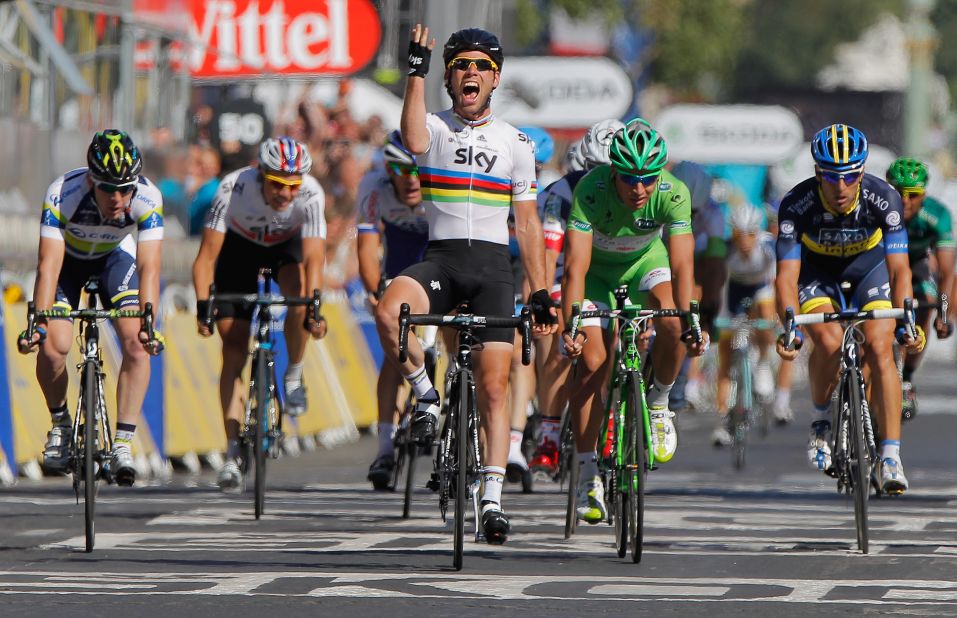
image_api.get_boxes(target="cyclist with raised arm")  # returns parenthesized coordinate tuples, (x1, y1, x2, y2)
(528, 118, 624, 477)
(192, 137, 327, 491)
(17, 130, 165, 486)
(359, 131, 430, 489)
(562, 120, 708, 523)
(711, 204, 776, 446)
(375, 24, 558, 544)
(885, 158, 955, 419)
(775, 124, 924, 495)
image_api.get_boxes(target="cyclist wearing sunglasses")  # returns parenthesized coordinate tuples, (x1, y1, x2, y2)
(775, 124, 923, 494)
(192, 136, 327, 491)
(562, 120, 708, 523)
(358, 131, 430, 489)
(528, 118, 624, 478)
(886, 157, 955, 420)
(374, 24, 557, 544)
(18, 129, 165, 486)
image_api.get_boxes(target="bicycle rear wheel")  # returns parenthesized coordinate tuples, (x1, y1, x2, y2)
(253, 352, 268, 520)
(82, 360, 98, 553)
(848, 370, 869, 553)
(626, 372, 646, 563)
(453, 371, 469, 571)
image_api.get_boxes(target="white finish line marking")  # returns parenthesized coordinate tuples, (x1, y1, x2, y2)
(1, 572, 957, 605)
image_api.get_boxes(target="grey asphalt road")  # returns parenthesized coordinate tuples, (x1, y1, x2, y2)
(2, 356, 957, 617)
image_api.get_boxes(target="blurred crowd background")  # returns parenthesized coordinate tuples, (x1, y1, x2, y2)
(0, 0, 955, 293)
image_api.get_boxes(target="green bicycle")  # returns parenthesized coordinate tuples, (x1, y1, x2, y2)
(570, 286, 701, 563)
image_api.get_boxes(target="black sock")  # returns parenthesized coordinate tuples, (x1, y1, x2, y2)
(49, 404, 70, 426)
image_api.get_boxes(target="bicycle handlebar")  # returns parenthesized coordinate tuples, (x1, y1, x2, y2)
(397, 303, 533, 366)
(783, 300, 917, 351)
(26, 301, 158, 346)
(569, 299, 703, 344)
(202, 284, 323, 335)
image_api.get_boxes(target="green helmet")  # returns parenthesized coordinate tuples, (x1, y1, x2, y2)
(608, 118, 667, 174)
(886, 157, 928, 190)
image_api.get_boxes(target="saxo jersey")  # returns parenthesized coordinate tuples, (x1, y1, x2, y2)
(205, 167, 326, 245)
(356, 167, 429, 278)
(567, 166, 693, 266)
(907, 196, 955, 263)
(40, 168, 164, 259)
(776, 173, 907, 270)
(418, 110, 538, 245)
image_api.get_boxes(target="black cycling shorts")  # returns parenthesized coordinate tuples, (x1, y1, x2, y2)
(400, 239, 516, 344)
(214, 230, 303, 321)
(55, 249, 139, 312)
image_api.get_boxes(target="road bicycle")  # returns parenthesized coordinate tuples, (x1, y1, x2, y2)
(567, 286, 701, 562)
(398, 303, 532, 571)
(202, 268, 321, 520)
(25, 277, 158, 552)
(713, 308, 777, 470)
(784, 298, 917, 554)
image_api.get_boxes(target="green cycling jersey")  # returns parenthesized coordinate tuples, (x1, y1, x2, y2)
(567, 166, 692, 266)
(907, 196, 955, 263)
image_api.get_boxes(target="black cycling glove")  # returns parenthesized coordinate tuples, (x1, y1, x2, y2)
(528, 288, 558, 325)
(407, 40, 431, 78)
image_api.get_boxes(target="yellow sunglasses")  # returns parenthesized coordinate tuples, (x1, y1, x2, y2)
(263, 173, 303, 188)
(446, 56, 499, 72)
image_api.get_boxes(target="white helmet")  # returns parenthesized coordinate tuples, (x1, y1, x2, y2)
(580, 119, 626, 169)
(564, 139, 587, 173)
(259, 137, 313, 175)
(730, 204, 764, 233)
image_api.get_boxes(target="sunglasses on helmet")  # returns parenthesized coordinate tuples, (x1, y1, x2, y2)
(446, 56, 499, 72)
(618, 171, 660, 187)
(95, 181, 136, 195)
(819, 169, 863, 185)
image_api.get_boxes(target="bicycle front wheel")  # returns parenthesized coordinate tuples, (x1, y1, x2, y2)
(729, 358, 748, 470)
(253, 352, 268, 520)
(848, 370, 869, 553)
(399, 400, 418, 519)
(453, 371, 470, 571)
(624, 373, 646, 563)
(82, 360, 98, 553)
(563, 428, 579, 539)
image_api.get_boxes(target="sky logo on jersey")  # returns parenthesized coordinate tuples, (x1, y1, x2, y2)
(453, 147, 498, 173)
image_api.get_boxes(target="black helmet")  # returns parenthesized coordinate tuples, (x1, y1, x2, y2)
(87, 129, 142, 184)
(442, 28, 504, 70)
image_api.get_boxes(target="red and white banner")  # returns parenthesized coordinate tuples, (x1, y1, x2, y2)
(187, 0, 381, 78)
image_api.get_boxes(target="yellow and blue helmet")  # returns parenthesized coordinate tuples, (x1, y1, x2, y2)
(811, 124, 868, 172)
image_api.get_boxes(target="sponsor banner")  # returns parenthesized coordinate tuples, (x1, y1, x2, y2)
(657, 105, 805, 165)
(495, 57, 633, 129)
(188, 0, 381, 78)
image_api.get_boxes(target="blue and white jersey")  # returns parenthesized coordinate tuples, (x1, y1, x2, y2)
(40, 168, 164, 259)
(538, 169, 588, 286)
(356, 167, 429, 278)
(727, 232, 776, 286)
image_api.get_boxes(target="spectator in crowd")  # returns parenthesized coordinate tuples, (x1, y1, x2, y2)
(187, 146, 222, 236)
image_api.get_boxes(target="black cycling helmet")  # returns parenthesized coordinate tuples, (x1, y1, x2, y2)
(442, 28, 504, 70)
(87, 129, 142, 184)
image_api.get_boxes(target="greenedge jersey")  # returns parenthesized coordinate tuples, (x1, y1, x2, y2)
(907, 196, 955, 263)
(567, 166, 692, 265)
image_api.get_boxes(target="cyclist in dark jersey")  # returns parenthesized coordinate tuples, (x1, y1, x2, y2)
(775, 124, 924, 495)
(886, 157, 954, 420)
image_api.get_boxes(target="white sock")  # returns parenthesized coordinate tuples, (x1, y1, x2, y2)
(577, 451, 598, 480)
(481, 466, 506, 505)
(775, 390, 791, 410)
(508, 430, 524, 460)
(648, 378, 674, 408)
(285, 362, 304, 387)
(377, 422, 396, 458)
(881, 440, 901, 461)
(404, 365, 436, 400)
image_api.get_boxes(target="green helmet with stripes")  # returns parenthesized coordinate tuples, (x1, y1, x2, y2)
(886, 157, 928, 190)
(608, 118, 667, 174)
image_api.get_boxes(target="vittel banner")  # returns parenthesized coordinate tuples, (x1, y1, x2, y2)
(188, 0, 381, 77)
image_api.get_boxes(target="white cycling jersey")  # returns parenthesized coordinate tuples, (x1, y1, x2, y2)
(40, 168, 164, 260)
(206, 167, 326, 245)
(418, 110, 538, 245)
(727, 232, 776, 286)
(356, 166, 429, 277)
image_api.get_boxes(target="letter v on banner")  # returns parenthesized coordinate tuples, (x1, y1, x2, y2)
(187, 0, 382, 78)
